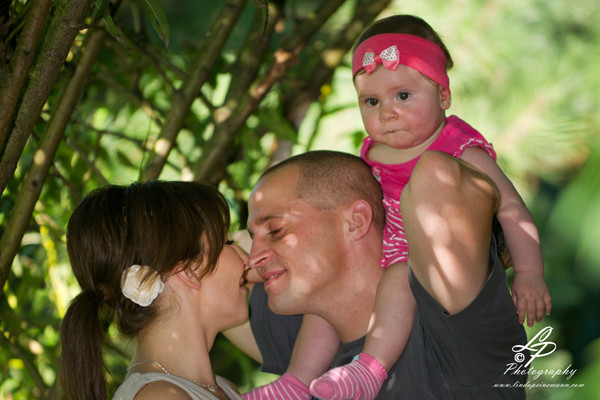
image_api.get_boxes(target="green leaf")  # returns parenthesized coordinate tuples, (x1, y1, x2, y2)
(255, 108, 298, 142)
(103, 13, 132, 49)
(141, 0, 171, 52)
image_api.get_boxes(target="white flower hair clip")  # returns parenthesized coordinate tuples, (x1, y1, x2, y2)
(121, 264, 165, 307)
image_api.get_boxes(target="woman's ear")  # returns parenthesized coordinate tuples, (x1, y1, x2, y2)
(173, 263, 202, 290)
(344, 199, 374, 240)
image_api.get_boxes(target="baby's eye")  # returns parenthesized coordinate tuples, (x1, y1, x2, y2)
(397, 92, 410, 101)
(365, 98, 379, 107)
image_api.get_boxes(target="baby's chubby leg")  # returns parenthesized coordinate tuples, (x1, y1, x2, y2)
(310, 262, 416, 400)
(243, 314, 339, 400)
(401, 150, 498, 315)
(364, 262, 415, 371)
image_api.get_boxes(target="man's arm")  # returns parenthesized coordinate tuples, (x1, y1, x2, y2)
(222, 304, 263, 364)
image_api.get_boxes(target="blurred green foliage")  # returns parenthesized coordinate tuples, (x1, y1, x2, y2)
(1, 0, 599, 399)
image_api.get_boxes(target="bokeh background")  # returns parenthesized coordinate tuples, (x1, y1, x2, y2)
(1, 0, 599, 398)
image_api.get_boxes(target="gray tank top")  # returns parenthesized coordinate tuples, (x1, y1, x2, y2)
(112, 372, 243, 400)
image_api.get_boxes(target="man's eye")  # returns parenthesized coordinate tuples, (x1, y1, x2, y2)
(366, 98, 378, 107)
(269, 228, 282, 236)
(397, 92, 410, 101)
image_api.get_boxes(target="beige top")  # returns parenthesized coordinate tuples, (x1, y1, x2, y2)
(112, 372, 243, 400)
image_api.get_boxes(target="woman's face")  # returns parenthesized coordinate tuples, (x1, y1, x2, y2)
(199, 242, 249, 330)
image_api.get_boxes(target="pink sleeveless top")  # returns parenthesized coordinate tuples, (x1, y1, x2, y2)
(360, 115, 496, 268)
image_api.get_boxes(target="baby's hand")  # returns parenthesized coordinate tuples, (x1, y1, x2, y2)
(511, 272, 552, 327)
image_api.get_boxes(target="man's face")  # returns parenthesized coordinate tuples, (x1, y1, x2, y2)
(247, 168, 345, 315)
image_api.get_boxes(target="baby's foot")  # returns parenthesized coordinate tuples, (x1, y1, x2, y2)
(243, 372, 311, 400)
(309, 353, 387, 400)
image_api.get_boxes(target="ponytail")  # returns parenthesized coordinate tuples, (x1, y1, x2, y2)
(59, 290, 110, 400)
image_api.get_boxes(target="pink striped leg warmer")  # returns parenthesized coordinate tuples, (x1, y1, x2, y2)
(309, 353, 388, 400)
(243, 372, 311, 400)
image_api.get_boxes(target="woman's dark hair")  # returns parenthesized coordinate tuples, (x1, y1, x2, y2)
(354, 14, 454, 70)
(59, 181, 230, 400)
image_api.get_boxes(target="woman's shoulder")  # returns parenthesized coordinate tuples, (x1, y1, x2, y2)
(134, 380, 191, 399)
(113, 373, 191, 400)
(113, 372, 242, 400)
(216, 376, 244, 399)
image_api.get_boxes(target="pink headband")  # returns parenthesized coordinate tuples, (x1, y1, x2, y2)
(352, 33, 450, 93)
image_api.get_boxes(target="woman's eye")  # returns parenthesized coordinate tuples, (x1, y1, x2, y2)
(225, 239, 235, 245)
(397, 92, 410, 101)
(366, 98, 378, 107)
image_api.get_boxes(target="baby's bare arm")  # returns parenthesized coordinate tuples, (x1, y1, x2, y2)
(461, 147, 551, 325)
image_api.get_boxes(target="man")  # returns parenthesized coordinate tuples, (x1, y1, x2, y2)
(245, 150, 527, 399)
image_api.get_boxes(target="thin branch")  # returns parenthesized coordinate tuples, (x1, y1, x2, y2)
(0, 330, 48, 395)
(135, 39, 186, 84)
(284, 0, 392, 129)
(93, 71, 165, 125)
(225, 2, 277, 104)
(69, 122, 185, 180)
(198, 90, 218, 116)
(103, 27, 186, 90)
(189, 2, 281, 183)
(140, 0, 247, 182)
(194, 0, 347, 182)
(49, 163, 85, 206)
(72, 121, 146, 148)
(64, 137, 111, 186)
(279, 0, 346, 51)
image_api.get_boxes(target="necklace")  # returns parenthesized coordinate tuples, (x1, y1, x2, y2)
(128, 359, 220, 394)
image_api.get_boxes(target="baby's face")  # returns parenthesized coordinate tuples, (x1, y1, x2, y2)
(354, 64, 451, 152)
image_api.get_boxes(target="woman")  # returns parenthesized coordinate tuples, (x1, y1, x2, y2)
(59, 181, 249, 400)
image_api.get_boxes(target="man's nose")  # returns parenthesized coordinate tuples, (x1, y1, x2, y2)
(248, 238, 271, 270)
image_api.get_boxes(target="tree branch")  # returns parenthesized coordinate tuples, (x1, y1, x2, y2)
(0, 0, 52, 157)
(0, 0, 94, 196)
(0, 329, 48, 396)
(139, 0, 247, 182)
(93, 71, 165, 126)
(64, 137, 111, 186)
(271, 0, 391, 163)
(284, 0, 392, 127)
(0, 24, 106, 297)
(225, 2, 277, 104)
(194, 0, 347, 182)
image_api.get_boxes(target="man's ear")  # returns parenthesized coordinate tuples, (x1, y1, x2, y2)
(173, 263, 202, 290)
(344, 199, 374, 240)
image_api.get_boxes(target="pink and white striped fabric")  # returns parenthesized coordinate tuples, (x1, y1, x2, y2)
(309, 353, 388, 400)
(243, 373, 311, 400)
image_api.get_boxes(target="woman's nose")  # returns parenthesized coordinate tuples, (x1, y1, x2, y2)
(230, 241, 250, 265)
